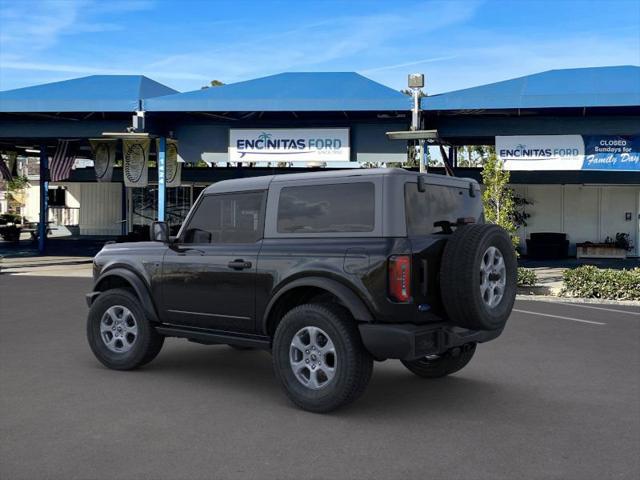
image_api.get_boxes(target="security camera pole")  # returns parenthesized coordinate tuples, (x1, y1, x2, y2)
(386, 74, 439, 173)
(408, 73, 425, 173)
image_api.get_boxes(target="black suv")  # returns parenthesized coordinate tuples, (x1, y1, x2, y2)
(87, 168, 516, 412)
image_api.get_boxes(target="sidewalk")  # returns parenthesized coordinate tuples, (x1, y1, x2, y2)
(0, 255, 93, 277)
(518, 266, 564, 295)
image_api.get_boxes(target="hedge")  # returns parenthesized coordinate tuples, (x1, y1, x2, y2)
(561, 265, 640, 300)
(517, 267, 538, 287)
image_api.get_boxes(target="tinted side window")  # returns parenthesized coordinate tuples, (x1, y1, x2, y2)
(277, 182, 375, 233)
(183, 192, 264, 244)
(405, 183, 461, 235)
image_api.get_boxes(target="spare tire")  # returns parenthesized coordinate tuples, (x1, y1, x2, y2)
(440, 224, 516, 331)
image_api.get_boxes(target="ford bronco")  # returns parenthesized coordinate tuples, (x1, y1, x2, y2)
(87, 169, 516, 412)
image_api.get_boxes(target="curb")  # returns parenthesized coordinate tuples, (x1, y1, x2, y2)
(0, 259, 93, 269)
(516, 294, 640, 307)
(517, 285, 559, 296)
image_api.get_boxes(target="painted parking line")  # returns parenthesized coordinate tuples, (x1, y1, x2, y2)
(536, 301, 640, 317)
(513, 309, 607, 326)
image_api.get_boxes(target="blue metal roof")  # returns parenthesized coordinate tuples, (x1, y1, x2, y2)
(145, 72, 411, 112)
(0, 75, 178, 113)
(422, 66, 640, 111)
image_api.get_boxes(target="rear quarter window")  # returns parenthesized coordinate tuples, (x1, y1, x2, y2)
(277, 182, 375, 233)
(405, 183, 465, 235)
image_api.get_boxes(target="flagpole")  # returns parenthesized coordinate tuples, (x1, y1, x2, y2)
(38, 144, 48, 254)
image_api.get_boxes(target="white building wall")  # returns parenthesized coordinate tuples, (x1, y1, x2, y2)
(515, 184, 640, 257)
(64, 184, 81, 208)
(78, 183, 122, 235)
(524, 185, 563, 233)
(562, 185, 599, 249)
(23, 182, 40, 222)
(599, 187, 639, 251)
(17, 181, 121, 235)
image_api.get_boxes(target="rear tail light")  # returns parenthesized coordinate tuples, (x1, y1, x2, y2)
(388, 255, 411, 302)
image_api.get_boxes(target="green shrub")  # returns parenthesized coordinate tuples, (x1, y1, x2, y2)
(517, 267, 538, 287)
(561, 265, 640, 300)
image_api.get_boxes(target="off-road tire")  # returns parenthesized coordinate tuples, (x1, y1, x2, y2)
(87, 288, 164, 370)
(440, 224, 516, 331)
(401, 343, 477, 378)
(272, 303, 373, 413)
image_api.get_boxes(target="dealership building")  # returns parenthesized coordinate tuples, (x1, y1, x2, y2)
(0, 66, 638, 257)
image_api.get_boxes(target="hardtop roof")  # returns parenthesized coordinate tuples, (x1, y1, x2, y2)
(202, 168, 475, 194)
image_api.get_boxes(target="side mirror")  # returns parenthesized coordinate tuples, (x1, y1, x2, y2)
(151, 221, 169, 243)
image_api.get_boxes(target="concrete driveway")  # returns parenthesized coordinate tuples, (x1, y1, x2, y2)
(1, 275, 638, 480)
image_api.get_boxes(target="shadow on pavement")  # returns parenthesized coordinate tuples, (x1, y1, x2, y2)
(137, 343, 525, 418)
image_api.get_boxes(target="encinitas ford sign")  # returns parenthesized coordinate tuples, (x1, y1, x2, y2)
(229, 128, 350, 162)
(497, 135, 584, 170)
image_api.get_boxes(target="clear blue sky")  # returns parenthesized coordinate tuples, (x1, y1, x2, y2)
(1, 0, 638, 94)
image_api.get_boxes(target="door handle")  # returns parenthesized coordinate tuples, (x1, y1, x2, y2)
(228, 259, 252, 270)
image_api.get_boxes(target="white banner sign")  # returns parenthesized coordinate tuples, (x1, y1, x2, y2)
(229, 128, 350, 162)
(123, 138, 149, 187)
(497, 135, 585, 170)
(90, 139, 116, 182)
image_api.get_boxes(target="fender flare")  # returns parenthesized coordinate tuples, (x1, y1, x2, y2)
(91, 267, 160, 323)
(262, 276, 373, 333)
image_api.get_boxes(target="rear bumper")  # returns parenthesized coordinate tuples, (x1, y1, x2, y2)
(359, 322, 502, 361)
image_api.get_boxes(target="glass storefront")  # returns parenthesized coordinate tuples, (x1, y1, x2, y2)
(130, 185, 198, 237)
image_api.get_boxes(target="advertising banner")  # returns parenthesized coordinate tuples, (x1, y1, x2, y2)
(229, 128, 350, 162)
(496, 135, 585, 170)
(90, 139, 116, 182)
(156, 138, 181, 187)
(582, 136, 640, 171)
(122, 138, 149, 187)
(497, 135, 640, 171)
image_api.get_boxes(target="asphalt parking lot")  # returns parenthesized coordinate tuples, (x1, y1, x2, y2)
(1, 275, 639, 480)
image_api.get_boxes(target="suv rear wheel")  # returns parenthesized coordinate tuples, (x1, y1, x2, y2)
(87, 288, 164, 370)
(401, 343, 476, 378)
(272, 303, 373, 413)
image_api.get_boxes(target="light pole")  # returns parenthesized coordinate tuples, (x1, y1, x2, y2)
(408, 73, 425, 172)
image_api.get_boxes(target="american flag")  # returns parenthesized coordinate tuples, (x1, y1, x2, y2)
(0, 157, 12, 181)
(50, 140, 78, 182)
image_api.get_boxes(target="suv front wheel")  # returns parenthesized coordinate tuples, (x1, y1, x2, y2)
(272, 303, 373, 413)
(87, 288, 164, 370)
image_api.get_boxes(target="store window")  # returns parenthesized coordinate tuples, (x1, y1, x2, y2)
(131, 186, 192, 237)
(48, 188, 66, 207)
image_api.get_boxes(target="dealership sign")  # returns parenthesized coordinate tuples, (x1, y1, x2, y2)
(497, 135, 640, 171)
(496, 135, 584, 170)
(229, 128, 350, 162)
